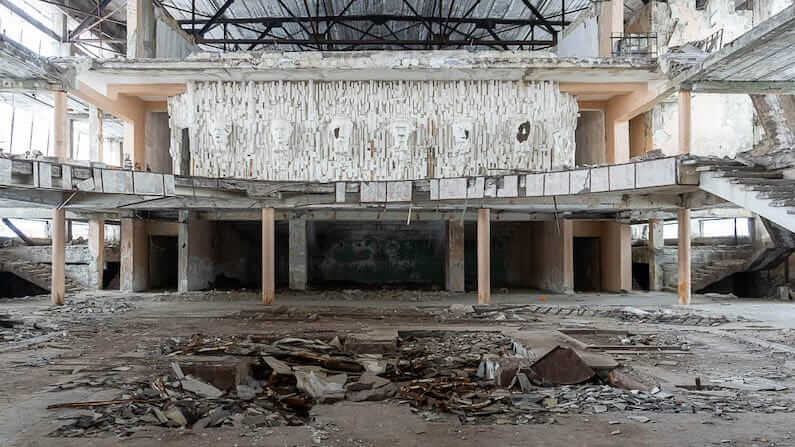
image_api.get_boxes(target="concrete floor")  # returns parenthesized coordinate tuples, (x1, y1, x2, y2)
(1, 289, 794, 446)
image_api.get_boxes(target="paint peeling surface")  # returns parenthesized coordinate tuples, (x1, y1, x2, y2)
(168, 80, 578, 181)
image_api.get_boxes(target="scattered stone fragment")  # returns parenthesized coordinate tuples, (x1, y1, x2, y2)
(181, 375, 224, 398)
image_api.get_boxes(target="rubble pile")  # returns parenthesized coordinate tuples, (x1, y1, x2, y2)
(48, 329, 793, 438)
(447, 304, 733, 326)
(0, 313, 60, 344)
(44, 297, 135, 315)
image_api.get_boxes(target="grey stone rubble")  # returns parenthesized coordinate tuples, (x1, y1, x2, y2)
(47, 327, 794, 438)
(448, 304, 734, 327)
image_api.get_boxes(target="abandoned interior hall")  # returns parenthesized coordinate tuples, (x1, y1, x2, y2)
(1, 0, 795, 445)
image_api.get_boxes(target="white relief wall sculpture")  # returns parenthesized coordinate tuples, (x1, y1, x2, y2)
(167, 80, 579, 181)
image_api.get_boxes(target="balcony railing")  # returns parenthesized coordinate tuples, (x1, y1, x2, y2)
(611, 33, 658, 58)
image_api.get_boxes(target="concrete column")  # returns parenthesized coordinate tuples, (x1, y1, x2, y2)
(89, 105, 103, 162)
(127, 0, 156, 58)
(177, 211, 215, 292)
(678, 209, 692, 305)
(648, 218, 664, 291)
(262, 208, 275, 305)
(53, 92, 68, 159)
(88, 216, 105, 289)
(678, 90, 692, 155)
(120, 218, 149, 292)
(601, 221, 632, 292)
(561, 220, 574, 293)
(598, 0, 624, 57)
(51, 208, 65, 305)
(477, 209, 490, 304)
(289, 218, 308, 290)
(123, 122, 145, 170)
(445, 219, 465, 292)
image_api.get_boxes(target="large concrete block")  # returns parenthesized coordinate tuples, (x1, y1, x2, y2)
(439, 178, 467, 200)
(0, 158, 10, 184)
(335, 182, 346, 202)
(467, 177, 485, 198)
(525, 174, 544, 197)
(609, 164, 636, 191)
(164, 174, 176, 196)
(92, 168, 104, 192)
(497, 175, 519, 198)
(61, 165, 72, 189)
(39, 163, 52, 188)
(102, 169, 133, 194)
(636, 158, 677, 188)
(430, 179, 440, 200)
(570, 169, 590, 194)
(361, 181, 387, 202)
(591, 167, 609, 192)
(134, 171, 165, 195)
(387, 181, 412, 202)
(545, 171, 570, 195)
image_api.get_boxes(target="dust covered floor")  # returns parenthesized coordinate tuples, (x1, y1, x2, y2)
(1, 289, 795, 447)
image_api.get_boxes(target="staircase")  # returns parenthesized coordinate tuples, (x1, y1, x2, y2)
(0, 251, 82, 294)
(691, 245, 756, 292)
(699, 164, 795, 233)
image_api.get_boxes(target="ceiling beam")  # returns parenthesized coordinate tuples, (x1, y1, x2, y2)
(0, 0, 61, 42)
(69, 0, 112, 39)
(198, 0, 236, 35)
(177, 14, 569, 28)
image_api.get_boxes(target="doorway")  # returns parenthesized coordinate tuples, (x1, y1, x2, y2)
(574, 237, 601, 291)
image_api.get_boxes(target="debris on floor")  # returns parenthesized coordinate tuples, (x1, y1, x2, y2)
(46, 325, 795, 437)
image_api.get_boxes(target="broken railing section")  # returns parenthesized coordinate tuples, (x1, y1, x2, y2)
(0, 155, 693, 209)
(0, 158, 175, 197)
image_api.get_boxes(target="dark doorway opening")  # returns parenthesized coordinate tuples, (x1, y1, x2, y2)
(103, 261, 121, 289)
(149, 236, 178, 290)
(632, 263, 650, 290)
(574, 237, 601, 291)
(0, 272, 47, 298)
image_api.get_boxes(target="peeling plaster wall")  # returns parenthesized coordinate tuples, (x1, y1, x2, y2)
(650, 0, 754, 157)
(557, 7, 600, 58)
(154, 7, 198, 59)
(168, 80, 578, 181)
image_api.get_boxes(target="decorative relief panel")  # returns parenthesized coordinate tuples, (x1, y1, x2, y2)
(168, 80, 578, 181)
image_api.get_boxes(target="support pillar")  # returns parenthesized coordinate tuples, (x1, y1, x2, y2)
(177, 211, 214, 292)
(289, 218, 308, 290)
(678, 209, 691, 305)
(51, 208, 65, 305)
(601, 222, 632, 292)
(648, 218, 664, 291)
(89, 105, 103, 162)
(88, 216, 105, 290)
(477, 209, 490, 304)
(561, 220, 574, 293)
(678, 90, 692, 155)
(53, 92, 68, 159)
(127, 0, 156, 58)
(445, 219, 465, 293)
(262, 208, 275, 305)
(120, 218, 149, 292)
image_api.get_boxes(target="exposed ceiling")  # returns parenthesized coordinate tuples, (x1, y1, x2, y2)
(159, 0, 592, 51)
